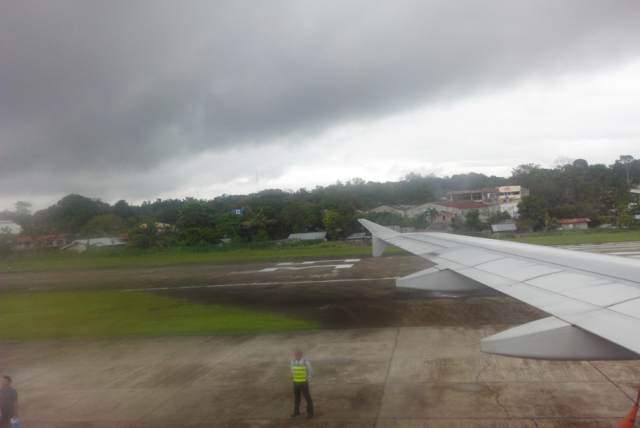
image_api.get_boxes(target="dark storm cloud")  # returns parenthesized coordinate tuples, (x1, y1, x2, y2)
(1, 0, 640, 200)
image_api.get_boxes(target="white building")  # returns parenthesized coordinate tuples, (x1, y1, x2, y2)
(0, 220, 22, 234)
(61, 237, 127, 253)
(558, 218, 590, 231)
(447, 185, 529, 218)
(491, 221, 518, 233)
(288, 231, 327, 241)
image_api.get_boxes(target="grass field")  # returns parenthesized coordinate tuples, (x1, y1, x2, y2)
(505, 229, 640, 245)
(0, 290, 318, 340)
(2, 229, 639, 274)
(0, 241, 401, 273)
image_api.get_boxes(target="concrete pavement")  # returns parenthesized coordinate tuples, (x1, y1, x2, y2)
(4, 325, 639, 427)
(558, 241, 640, 259)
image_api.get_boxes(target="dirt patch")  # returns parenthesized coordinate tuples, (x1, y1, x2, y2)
(157, 279, 543, 329)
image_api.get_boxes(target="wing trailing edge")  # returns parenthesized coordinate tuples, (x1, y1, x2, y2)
(397, 267, 488, 292)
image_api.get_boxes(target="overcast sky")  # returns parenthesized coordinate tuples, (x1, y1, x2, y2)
(1, 1, 640, 211)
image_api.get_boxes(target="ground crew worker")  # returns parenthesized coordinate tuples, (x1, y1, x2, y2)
(290, 349, 314, 419)
(0, 375, 18, 428)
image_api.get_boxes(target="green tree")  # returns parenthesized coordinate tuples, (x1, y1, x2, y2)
(240, 208, 271, 241)
(113, 200, 135, 219)
(85, 214, 124, 235)
(0, 231, 15, 255)
(322, 209, 347, 240)
(176, 201, 220, 245)
(518, 196, 548, 231)
(128, 223, 159, 248)
(486, 210, 511, 225)
(464, 209, 483, 231)
(31, 194, 110, 234)
(215, 213, 243, 241)
(618, 155, 635, 185)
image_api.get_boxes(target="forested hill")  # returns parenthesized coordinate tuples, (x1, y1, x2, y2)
(1, 156, 639, 245)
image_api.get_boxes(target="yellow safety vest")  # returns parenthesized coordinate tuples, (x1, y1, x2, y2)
(291, 362, 308, 383)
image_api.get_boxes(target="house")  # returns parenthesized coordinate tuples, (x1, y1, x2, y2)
(446, 185, 529, 218)
(558, 218, 590, 231)
(368, 200, 499, 227)
(14, 235, 69, 251)
(61, 236, 127, 253)
(414, 201, 500, 223)
(0, 220, 22, 234)
(447, 185, 529, 204)
(288, 231, 327, 241)
(368, 185, 528, 227)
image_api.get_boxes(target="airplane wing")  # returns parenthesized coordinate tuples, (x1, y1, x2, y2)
(359, 219, 640, 361)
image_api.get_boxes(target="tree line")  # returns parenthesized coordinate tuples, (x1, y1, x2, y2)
(1, 155, 638, 248)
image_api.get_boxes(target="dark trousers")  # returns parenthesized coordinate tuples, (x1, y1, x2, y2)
(293, 382, 314, 415)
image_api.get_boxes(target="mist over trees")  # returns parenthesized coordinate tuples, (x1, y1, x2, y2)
(1, 155, 639, 246)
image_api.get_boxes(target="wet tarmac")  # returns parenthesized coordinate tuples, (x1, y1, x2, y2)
(2, 253, 640, 427)
(4, 326, 639, 427)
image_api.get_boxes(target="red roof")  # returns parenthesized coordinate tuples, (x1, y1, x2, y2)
(447, 188, 496, 194)
(558, 218, 591, 225)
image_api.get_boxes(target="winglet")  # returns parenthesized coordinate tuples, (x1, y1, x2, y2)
(358, 219, 398, 257)
(358, 219, 398, 240)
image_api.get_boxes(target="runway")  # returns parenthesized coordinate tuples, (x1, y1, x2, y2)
(558, 241, 640, 259)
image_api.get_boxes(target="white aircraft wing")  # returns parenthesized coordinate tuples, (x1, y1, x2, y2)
(359, 219, 640, 360)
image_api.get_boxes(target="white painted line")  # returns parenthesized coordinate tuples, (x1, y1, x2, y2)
(124, 276, 398, 292)
(334, 264, 354, 269)
(275, 259, 361, 266)
(259, 264, 354, 272)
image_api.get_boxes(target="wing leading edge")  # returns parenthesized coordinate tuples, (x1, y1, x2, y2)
(359, 219, 640, 360)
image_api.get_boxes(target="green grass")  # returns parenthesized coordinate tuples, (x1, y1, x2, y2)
(0, 241, 398, 273)
(0, 290, 318, 340)
(504, 229, 640, 245)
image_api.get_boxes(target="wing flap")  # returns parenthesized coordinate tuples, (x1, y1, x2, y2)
(396, 267, 487, 291)
(481, 316, 638, 360)
(564, 309, 640, 356)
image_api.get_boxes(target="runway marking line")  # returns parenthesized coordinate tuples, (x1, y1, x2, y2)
(260, 263, 354, 272)
(276, 259, 360, 266)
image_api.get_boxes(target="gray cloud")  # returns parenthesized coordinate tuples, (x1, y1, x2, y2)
(1, 0, 640, 203)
